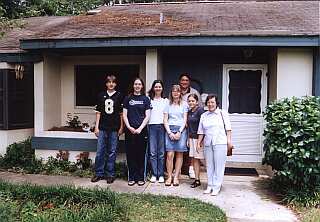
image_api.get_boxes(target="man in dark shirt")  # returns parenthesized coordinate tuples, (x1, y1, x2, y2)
(91, 75, 124, 184)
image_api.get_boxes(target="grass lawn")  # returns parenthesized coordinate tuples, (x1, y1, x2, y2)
(0, 180, 226, 222)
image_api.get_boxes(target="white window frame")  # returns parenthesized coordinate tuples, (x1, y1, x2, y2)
(222, 64, 268, 115)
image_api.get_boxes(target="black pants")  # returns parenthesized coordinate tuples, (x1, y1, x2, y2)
(125, 129, 147, 182)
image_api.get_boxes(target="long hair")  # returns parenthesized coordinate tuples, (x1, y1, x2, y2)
(128, 77, 145, 96)
(148, 80, 164, 100)
(169, 84, 182, 105)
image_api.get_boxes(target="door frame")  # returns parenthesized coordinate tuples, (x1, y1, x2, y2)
(222, 64, 268, 113)
(222, 64, 268, 163)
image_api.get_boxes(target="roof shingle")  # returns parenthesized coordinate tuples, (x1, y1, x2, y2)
(1, 1, 319, 52)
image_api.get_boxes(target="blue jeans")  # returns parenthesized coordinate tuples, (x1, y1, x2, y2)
(95, 130, 118, 177)
(148, 124, 165, 178)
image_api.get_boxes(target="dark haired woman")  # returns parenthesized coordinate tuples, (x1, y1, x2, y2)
(147, 80, 168, 183)
(123, 77, 152, 186)
(187, 93, 205, 188)
(197, 94, 232, 195)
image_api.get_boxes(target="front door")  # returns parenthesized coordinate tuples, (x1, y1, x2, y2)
(222, 64, 267, 162)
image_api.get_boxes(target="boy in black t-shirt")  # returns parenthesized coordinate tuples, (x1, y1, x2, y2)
(91, 75, 124, 184)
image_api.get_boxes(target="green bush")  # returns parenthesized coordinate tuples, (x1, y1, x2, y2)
(0, 138, 43, 173)
(0, 139, 127, 179)
(263, 96, 320, 206)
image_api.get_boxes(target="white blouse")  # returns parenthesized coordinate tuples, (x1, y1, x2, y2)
(197, 108, 231, 146)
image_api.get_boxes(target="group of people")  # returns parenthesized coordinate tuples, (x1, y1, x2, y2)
(91, 73, 232, 196)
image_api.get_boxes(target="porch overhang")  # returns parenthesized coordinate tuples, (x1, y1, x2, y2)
(20, 36, 320, 50)
(0, 52, 43, 63)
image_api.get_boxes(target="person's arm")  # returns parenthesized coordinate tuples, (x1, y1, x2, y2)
(118, 113, 124, 136)
(164, 112, 175, 140)
(136, 109, 151, 134)
(226, 130, 232, 149)
(174, 112, 187, 140)
(222, 110, 232, 149)
(196, 115, 205, 151)
(123, 108, 135, 134)
(94, 112, 101, 137)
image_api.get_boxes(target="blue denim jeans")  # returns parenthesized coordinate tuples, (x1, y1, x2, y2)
(95, 130, 118, 177)
(148, 124, 165, 178)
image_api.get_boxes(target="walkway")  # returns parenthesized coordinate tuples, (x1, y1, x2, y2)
(0, 171, 297, 222)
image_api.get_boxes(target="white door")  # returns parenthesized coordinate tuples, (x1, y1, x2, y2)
(222, 64, 267, 163)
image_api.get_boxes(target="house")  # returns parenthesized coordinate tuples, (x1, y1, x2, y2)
(0, 0, 319, 163)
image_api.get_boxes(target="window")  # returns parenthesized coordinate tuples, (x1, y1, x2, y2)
(0, 64, 34, 130)
(75, 65, 139, 107)
(228, 70, 262, 114)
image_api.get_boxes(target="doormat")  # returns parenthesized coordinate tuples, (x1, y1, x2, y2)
(224, 167, 259, 176)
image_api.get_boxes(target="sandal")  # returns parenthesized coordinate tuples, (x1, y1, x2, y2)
(173, 177, 180, 186)
(165, 177, 172, 186)
(190, 179, 201, 188)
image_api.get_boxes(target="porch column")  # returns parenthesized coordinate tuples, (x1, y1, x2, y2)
(313, 47, 320, 96)
(34, 61, 44, 135)
(145, 48, 162, 91)
(276, 48, 313, 99)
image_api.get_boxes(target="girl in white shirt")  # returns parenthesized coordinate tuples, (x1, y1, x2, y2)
(148, 80, 168, 183)
(197, 94, 233, 196)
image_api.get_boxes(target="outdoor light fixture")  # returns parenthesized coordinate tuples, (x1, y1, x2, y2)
(14, 64, 24, 80)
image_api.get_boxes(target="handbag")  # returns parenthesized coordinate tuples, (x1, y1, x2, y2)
(220, 111, 234, 156)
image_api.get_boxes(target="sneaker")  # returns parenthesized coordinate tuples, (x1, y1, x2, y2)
(91, 175, 104, 183)
(158, 176, 165, 183)
(106, 177, 115, 184)
(128, 181, 136, 186)
(150, 175, 157, 183)
(203, 187, 213, 194)
(211, 188, 220, 196)
(137, 181, 145, 186)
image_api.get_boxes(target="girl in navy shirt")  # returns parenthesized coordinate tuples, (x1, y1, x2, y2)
(123, 77, 152, 186)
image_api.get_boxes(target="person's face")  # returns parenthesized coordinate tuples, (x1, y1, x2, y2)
(179, 76, 190, 90)
(171, 89, 181, 100)
(207, 97, 217, 112)
(106, 80, 116, 90)
(153, 83, 163, 96)
(133, 79, 143, 94)
(188, 96, 198, 109)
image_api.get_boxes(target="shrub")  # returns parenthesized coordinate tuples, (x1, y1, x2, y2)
(0, 138, 43, 173)
(263, 96, 320, 206)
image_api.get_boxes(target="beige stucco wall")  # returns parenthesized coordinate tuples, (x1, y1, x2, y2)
(60, 55, 146, 126)
(268, 49, 278, 102)
(44, 55, 62, 130)
(0, 128, 34, 155)
(277, 48, 313, 99)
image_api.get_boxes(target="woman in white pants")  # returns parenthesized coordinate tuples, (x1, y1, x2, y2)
(197, 94, 232, 196)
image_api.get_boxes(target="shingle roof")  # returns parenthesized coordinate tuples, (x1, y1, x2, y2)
(0, 1, 319, 52)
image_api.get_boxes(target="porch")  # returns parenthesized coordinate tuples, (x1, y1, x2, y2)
(31, 46, 315, 163)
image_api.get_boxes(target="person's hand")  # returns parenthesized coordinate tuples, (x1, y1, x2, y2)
(174, 132, 181, 140)
(94, 128, 99, 137)
(168, 132, 175, 140)
(135, 128, 142, 134)
(196, 145, 203, 153)
(118, 127, 124, 136)
(128, 126, 136, 134)
(196, 142, 203, 153)
(227, 142, 233, 150)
